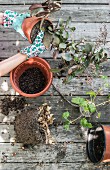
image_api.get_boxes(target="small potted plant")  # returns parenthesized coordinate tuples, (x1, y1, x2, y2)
(22, 0, 61, 44)
(10, 57, 53, 98)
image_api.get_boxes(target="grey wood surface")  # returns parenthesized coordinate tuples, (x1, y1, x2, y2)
(0, 0, 110, 170)
(1, 22, 110, 41)
(0, 76, 110, 95)
(0, 5, 110, 22)
(0, 0, 109, 4)
(0, 163, 108, 170)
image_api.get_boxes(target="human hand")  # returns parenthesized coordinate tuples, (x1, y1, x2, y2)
(3, 10, 30, 38)
(20, 30, 46, 59)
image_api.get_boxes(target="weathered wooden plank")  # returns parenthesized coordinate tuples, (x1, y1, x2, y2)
(0, 162, 108, 170)
(0, 41, 109, 59)
(0, 76, 110, 96)
(0, 124, 84, 143)
(0, 5, 110, 22)
(0, 23, 110, 41)
(0, 143, 87, 163)
(0, 40, 54, 59)
(0, 96, 110, 123)
(0, 0, 109, 4)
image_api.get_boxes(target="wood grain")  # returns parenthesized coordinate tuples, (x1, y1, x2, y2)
(0, 5, 110, 22)
(0, 0, 109, 4)
(0, 22, 110, 41)
(0, 76, 110, 95)
(0, 163, 108, 170)
(0, 142, 87, 163)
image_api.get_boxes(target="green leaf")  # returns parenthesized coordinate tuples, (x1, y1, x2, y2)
(65, 16, 72, 27)
(62, 31, 69, 39)
(72, 43, 77, 50)
(64, 124, 70, 131)
(69, 46, 75, 53)
(62, 111, 70, 119)
(98, 112, 101, 118)
(53, 35, 60, 45)
(88, 103, 96, 113)
(84, 43, 92, 54)
(80, 101, 89, 112)
(59, 18, 64, 26)
(59, 43, 66, 49)
(62, 53, 73, 61)
(31, 8, 44, 16)
(70, 27, 76, 32)
(64, 75, 74, 83)
(80, 118, 87, 126)
(86, 91, 96, 98)
(55, 31, 60, 36)
(71, 97, 85, 105)
(80, 101, 88, 107)
(48, 26, 53, 32)
(43, 31, 53, 49)
(50, 68, 61, 73)
(87, 123, 93, 128)
(83, 106, 90, 112)
(100, 75, 108, 80)
(80, 118, 93, 128)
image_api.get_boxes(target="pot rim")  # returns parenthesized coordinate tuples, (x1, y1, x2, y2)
(86, 124, 106, 164)
(10, 57, 53, 98)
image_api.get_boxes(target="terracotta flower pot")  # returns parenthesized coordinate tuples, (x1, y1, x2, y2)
(86, 125, 110, 163)
(10, 57, 53, 98)
(22, 16, 52, 44)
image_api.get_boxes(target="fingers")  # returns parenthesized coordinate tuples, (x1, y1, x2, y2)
(0, 13, 3, 24)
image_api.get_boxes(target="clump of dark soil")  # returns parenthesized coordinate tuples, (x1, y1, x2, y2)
(93, 127, 105, 162)
(14, 110, 45, 145)
(14, 103, 55, 145)
(19, 67, 46, 94)
(31, 20, 53, 43)
(1, 97, 26, 116)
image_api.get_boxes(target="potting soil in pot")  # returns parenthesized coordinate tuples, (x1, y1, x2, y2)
(93, 127, 105, 162)
(31, 20, 53, 43)
(19, 67, 46, 94)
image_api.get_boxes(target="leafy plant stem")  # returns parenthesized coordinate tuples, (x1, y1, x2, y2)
(71, 114, 83, 124)
(96, 99, 110, 107)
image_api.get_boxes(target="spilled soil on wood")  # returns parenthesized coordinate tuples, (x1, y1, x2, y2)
(1, 97, 26, 116)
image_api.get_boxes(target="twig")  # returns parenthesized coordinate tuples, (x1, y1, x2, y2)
(96, 99, 110, 107)
(52, 83, 79, 107)
(71, 114, 83, 124)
